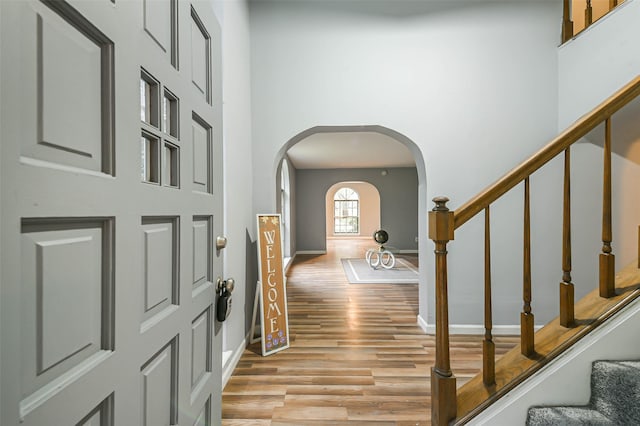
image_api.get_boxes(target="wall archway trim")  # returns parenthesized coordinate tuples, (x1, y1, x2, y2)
(273, 125, 429, 330)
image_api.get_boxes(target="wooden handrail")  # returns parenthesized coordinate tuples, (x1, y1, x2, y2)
(454, 75, 640, 230)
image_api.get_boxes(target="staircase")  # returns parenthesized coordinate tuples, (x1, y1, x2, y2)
(527, 360, 640, 425)
(428, 75, 640, 425)
(427, 2, 640, 424)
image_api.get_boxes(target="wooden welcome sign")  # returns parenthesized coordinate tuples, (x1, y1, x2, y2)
(256, 214, 290, 356)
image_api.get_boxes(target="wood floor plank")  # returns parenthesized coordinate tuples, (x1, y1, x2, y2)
(222, 239, 517, 424)
(223, 420, 271, 426)
(272, 405, 349, 421)
(271, 421, 401, 426)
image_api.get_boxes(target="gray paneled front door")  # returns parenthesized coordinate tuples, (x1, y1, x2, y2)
(0, 1, 224, 424)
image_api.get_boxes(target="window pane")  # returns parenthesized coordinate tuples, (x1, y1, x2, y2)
(141, 133, 160, 183)
(334, 199, 359, 234)
(163, 89, 179, 138)
(163, 142, 179, 187)
(140, 69, 159, 128)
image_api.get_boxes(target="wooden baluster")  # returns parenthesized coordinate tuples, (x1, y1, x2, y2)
(560, 148, 575, 327)
(429, 197, 457, 426)
(637, 225, 640, 269)
(585, 0, 593, 26)
(562, 0, 574, 43)
(521, 178, 535, 356)
(600, 118, 615, 298)
(483, 206, 495, 386)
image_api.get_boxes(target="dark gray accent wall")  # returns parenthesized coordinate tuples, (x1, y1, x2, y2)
(295, 167, 418, 252)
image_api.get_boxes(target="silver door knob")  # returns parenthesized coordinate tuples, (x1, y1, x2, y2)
(216, 236, 228, 250)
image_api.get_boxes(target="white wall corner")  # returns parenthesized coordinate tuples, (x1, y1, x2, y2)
(222, 335, 247, 390)
(283, 253, 296, 273)
(417, 314, 430, 334)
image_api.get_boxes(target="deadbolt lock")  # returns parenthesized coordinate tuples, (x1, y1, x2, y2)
(216, 277, 234, 322)
(216, 277, 235, 293)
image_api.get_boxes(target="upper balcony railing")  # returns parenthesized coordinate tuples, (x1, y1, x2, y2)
(563, 0, 625, 43)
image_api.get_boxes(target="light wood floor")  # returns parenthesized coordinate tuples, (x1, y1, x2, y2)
(222, 239, 517, 425)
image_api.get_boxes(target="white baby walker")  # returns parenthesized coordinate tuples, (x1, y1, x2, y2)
(365, 229, 396, 270)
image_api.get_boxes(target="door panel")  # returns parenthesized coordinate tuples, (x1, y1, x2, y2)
(20, 219, 113, 399)
(0, 1, 224, 425)
(141, 340, 178, 426)
(141, 216, 179, 329)
(19, 0, 115, 175)
(191, 306, 213, 400)
(190, 9, 211, 102)
(143, 0, 175, 61)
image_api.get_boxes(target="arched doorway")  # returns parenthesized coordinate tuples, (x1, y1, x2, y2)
(273, 125, 428, 325)
(274, 125, 428, 256)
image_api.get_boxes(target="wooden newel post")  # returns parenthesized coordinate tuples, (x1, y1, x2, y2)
(429, 196, 457, 426)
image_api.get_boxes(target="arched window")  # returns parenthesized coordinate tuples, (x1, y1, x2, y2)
(334, 187, 359, 234)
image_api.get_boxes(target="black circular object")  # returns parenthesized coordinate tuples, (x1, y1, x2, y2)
(373, 230, 389, 245)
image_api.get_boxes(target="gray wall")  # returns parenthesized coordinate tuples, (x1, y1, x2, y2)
(295, 167, 418, 252)
(250, 0, 562, 327)
(212, 0, 256, 377)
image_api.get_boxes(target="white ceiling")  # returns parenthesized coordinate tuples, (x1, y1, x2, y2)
(286, 132, 416, 169)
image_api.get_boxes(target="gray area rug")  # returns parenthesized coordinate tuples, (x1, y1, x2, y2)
(527, 360, 640, 425)
(341, 258, 419, 284)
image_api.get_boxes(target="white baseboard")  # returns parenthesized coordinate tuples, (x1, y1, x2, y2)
(416, 314, 542, 335)
(222, 350, 233, 366)
(296, 250, 327, 255)
(399, 249, 419, 254)
(417, 314, 429, 333)
(222, 336, 247, 390)
(283, 254, 296, 273)
(327, 236, 369, 240)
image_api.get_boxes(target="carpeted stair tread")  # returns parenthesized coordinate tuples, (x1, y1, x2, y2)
(527, 360, 640, 426)
(527, 406, 614, 425)
(591, 361, 640, 424)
